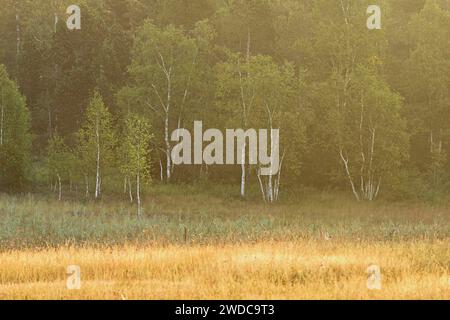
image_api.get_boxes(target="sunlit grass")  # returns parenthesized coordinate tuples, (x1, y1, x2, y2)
(0, 241, 448, 299)
(0, 187, 449, 299)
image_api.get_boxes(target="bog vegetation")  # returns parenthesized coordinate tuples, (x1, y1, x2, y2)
(0, 189, 449, 299)
(0, 0, 449, 300)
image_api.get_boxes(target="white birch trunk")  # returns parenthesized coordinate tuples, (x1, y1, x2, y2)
(273, 153, 283, 202)
(240, 143, 246, 198)
(95, 114, 101, 199)
(85, 174, 89, 198)
(340, 148, 360, 201)
(267, 172, 273, 203)
(137, 140, 142, 216)
(165, 112, 171, 182)
(57, 173, 62, 201)
(257, 170, 267, 203)
(128, 177, 133, 203)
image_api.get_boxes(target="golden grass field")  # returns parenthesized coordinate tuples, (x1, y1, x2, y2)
(0, 240, 448, 300)
(0, 189, 449, 300)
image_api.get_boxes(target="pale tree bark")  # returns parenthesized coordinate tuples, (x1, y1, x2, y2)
(84, 174, 89, 199)
(240, 146, 246, 198)
(257, 103, 283, 203)
(336, 0, 367, 201)
(95, 112, 101, 199)
(257, 151, 285, 203)
(128, 177, 133, 203)
(136, 139, 142, 216)
(237, 55, 255, 198)
(176, 51, 198, 179)
(341, 98, 381, 201)
(429, 125, 444, 187)
(148, 52, 173, 182)
(358, 96, 381, 201)
(257, 170, 267, 203)
(165, 110, 171, 181)
(273, 151, 285, 202)
(57, 173, 62, 201)
(340, 148, 361, 201)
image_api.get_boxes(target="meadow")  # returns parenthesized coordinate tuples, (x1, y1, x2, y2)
(0, 185, 449, 299)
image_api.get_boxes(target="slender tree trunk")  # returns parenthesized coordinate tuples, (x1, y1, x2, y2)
(159, 159, 163, 181)
(85, 174, 89, 198)
(165, 112, 171, 182)
(239, 28, 252, 198)
(54, 11, 58, 33)
(137, 140, 142, 216)
(128, 176, 133, 203)
(57, 173, 62, 201)
(95, 114, 101, 199)
(257, 170, 267, 203)
(268, 172, 273, 203)
(274, 151, 285, 202)
(136, 173, 141, 216)
(340, 148, 360, 201)
(240, 144, 246, 198)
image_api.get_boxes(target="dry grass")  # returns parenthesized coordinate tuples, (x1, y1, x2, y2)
(0, 188, 449, 300)
(0, 240, 448, 300)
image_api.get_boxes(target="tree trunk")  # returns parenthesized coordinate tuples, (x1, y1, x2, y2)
(267, 173, 273, 203)
(128, 176, 133, 203)
(57, 173, 62, 201)
(165, 112, 171, 182)
(159, 159, 163, 181)
(257, 170, 267, 203)
(137, 144, 142, 216)
(240, 144, 246, 198)
(85, 174, 89, 199)
(340, 148, 360, 201)
(95, 115, 101, 199)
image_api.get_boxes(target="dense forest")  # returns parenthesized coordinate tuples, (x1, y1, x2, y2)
(0, 0, 449, 204)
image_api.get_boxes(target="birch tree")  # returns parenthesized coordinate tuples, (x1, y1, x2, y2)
(124, 21, 199, 182)
(122, 113, 152, 216)
(216, 54, 304, 200)
(46, 133, 73, 201)
(77, 91, 115, 199)
(335, 66, 409, 201)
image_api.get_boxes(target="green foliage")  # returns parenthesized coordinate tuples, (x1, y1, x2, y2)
(0, 190, 448, 248)
(0, 1, 450, 200)
(77, 91, 116, 192)
(121, 113, 153, 185)
(46, 133, 75, 182)
(0, 65, 31, 190)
